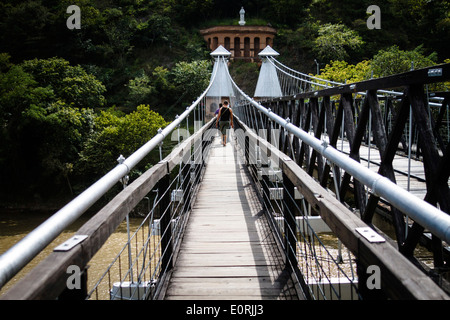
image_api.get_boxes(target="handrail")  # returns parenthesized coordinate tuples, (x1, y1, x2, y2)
(0, 61, 218, 290)
(225, 59, 450, 244)
(1, 117, 216, 299)
(233, 115, 448, 299)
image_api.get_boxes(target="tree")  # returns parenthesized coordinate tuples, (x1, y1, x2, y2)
(0, 1, 51, 59)
(98, 8, 137, 69)
(371, 45, 438, 77)
(27, 102, 95, 193)
(268, 0, 311, 27)
(166, 0, 214, 26)
(170, 60, 211, 104)
(0, 56, 103, 198)
(77, 105, 169, 178)
(318, 60, 372, 84)
(134, 13, 173, 47)
(313, 23, 364, 63)
(127, 71, 156, 107)
(21, 57, 106, 108)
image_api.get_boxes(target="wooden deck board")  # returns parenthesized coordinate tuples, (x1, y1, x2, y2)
(164, 135, 299, 300)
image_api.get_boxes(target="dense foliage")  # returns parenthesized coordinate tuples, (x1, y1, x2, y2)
(77, 105, 168, 178)
(0, 0, 449, 205)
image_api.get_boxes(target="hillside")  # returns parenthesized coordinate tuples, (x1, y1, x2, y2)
(1, 1, 449, 106)
(0, 0, 449, 206)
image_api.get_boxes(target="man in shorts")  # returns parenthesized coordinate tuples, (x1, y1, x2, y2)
(216, 100, 234, 146)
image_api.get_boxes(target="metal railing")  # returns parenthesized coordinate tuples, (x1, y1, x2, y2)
(226, 57, 450, 299)
(87, 118, 217, 300)
(231, 61, 450, 246)
(0, 60, 218, 295)
(267, 56, 446, 108)
(233, 118, 360, 300)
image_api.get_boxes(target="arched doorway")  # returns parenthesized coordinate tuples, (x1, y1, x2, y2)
(244, 37, 250, 57)
(234, 37, 241, 57)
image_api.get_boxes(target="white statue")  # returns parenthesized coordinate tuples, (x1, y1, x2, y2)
(239, 7, 246, 26)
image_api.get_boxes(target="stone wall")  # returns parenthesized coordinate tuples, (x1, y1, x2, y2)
(200, 25, 277, 62)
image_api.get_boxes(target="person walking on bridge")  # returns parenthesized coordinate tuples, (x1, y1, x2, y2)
(216, 100, 233, 146)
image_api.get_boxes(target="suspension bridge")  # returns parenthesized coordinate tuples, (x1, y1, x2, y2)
(1, 45, 450, 300)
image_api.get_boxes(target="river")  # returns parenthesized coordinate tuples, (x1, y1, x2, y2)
(0, 209, 145, 299)
(0, 208, 435, 300)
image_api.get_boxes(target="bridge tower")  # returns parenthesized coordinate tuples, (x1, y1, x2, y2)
(254, 45, 282, 100)
(205, 45, 235, 120)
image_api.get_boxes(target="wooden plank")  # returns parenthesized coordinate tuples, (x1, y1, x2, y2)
(166, 286, 294, 297)
(177, 246, 278, 255)
(0, 161, 169, 300)
(164, 136, 299, 300)
(168, 277, 295, 290)
(169, 267, 291, 283)
(173, 256, 282, 267)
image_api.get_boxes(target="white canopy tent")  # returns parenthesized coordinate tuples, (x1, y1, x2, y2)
(254, 46, 282, 99)
(206, 46, 236, 119)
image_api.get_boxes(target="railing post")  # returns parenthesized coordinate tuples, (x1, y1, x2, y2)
(158, 173, 173, 273)
(182, 159, 191, 214)
(282, 171, 297, 268)
(282, 171, 312, 300)
(245, 135, 250, 165)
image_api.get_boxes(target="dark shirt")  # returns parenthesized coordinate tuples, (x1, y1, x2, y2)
(219, 107, 230, 121)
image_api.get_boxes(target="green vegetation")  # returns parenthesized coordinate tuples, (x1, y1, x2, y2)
(371, 45, 438, 77)
(0, 0, 448, 206)
(313, 23, 364, 62)
(77, 105, 168, 179)
(315, 45, 446, 88)
(315, 60, 372, 85)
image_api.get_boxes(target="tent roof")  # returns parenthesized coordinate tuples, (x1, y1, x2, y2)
(211, 45, 232, 57)
(258, 45, 280, 57)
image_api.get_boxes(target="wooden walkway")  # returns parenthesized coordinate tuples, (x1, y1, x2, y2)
(164, 134, 299, 300)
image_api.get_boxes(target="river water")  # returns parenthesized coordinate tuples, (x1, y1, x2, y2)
(0, 209, 145, 298)
(0, 208, 435, 300)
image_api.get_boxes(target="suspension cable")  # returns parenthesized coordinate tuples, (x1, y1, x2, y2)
(0, 59, 220, 290)
(268, 56, 444, 106)
(221, 56, 450, 245)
